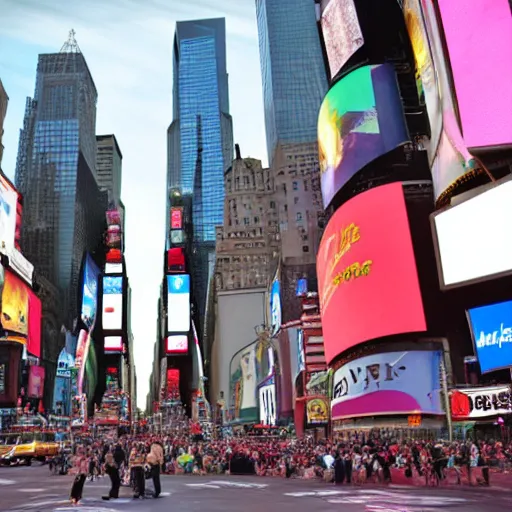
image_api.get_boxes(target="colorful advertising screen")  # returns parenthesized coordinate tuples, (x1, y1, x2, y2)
(27, 289, 41, 358)
(451, 386, 511, 420)
(321, 0, 364, 79)
(166, 335, 188, 355)
(166, 368, 181, 401)
(81, 254, 100, 330)
(432, 179, 512, 289)
(437, 0, 512, 150)
(105, 262, 123, 274)
(230, 343, 259, 422)
(171, 207, 183, 230)
(102, 276, 123, 331)
(0, 269, 29, 344)
(170, 230, 184, 245)
(104, 335, 123, 353)
(269, 278, 281, 337)
(332, 350, 443, 419)
(259, 378, 277, 426)
(167, 274, 190, 333)
(317, 182, 426, 364)
(467, 299, 512, 374)
(27, 365, 45, 399)
(306, 398, 329, 425)
(318, 64, 410, 208)
(0, 176, 18, 251)
(75, 329, 90, 396)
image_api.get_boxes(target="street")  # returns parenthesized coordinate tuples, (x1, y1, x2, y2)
(0, 465, 511, 512)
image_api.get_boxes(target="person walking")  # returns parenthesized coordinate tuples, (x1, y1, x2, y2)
(70, 447, 89, 504)
(102, 449, 121, 500)
(147, 441, 164, 498)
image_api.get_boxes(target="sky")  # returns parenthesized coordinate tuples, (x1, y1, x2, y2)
(0, 0, 268, 408)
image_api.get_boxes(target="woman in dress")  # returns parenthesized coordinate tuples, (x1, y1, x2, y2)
(70, 446, 89, 504)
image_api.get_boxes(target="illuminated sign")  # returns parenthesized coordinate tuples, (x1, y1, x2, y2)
(102, 276, 123, 331)
(170, 230, 184, 245)
(166, 335, 188, 355)
(105, 262, 123, 274)
(167, 274, 190, 333)
(171, 207, 183, 230)
(104, 336, 123, 353)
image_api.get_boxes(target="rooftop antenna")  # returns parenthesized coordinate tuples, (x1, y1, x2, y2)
(60, 29, 81, 53)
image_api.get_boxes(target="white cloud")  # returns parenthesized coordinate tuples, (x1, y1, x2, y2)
(0, 0, 267, 407)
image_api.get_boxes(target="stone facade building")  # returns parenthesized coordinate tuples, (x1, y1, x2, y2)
(215, 147, 279, 291)
(0, 79, 7, 165)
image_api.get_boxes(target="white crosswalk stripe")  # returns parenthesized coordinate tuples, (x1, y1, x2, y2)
(186, 480, 268, 490)
(0, 478, 16, 485)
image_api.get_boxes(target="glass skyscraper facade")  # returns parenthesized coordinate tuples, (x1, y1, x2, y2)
(256, 0, 328, 163)
(167, 18, 233, 243)
(15, 50, 106, 325)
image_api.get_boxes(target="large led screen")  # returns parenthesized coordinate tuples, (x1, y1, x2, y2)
(102, 276, 123, 331)
(437, 0, 512, 149)
(317, 182, 426, 364)
(105, 262, 123, 274)
(318, 64, 409, 208)
(81, 254, 100, 330)
(321, 0, 364, 79)
(0, 269, 29, 344)
(167, 274, 190, 333)
(166, 335, 188, 355)
(27, 289, 42, 358)
(171, 207, 183, 230)
(467, 300, 512, 375)
(332, 350, 443, 419)
(104, 335, 123, 353)
(432, 179, 512, 289)
(0, 176, 18, 251)
(259, 380, 277, 426)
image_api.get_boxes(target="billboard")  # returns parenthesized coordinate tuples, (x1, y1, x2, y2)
(318, 64, 410, 208)
(166, 335, 188, 355)
(81, 254, 100, 330)
(27, 289, 41, 358)
(27, 365, 45, 399)
(306, 398, 329, 425)
(167, 274, 190, 333)
(75, 329, 90, 396)
(269, 278, 281, 337)
(432, 179, 512, 289)
(332, 350, 443, 419)
(437, 0, 512, 150)
(259, 378, 277, 426)
(451, 386, 512, 420)
(321, 0, 364, 80)
(467, 299, 512, 374)
(105, 262, 123, 274)
(171, 207, 183, 230)
(317, 182, 426, 364)
(0, 269, 29, 344)
(102, 276, 123, 331)
(230, 343, 258, 422)
(104, 335, 123, 353)
(0, 176, 18, 252)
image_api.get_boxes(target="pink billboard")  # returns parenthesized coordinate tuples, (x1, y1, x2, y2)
(437, 0, 512, 149)
(27, 365, 45, 399)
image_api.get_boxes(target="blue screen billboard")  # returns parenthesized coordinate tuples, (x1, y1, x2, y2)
(467, 300, 512, 374)
(167, 274, 190, 333)
(81, 254, 100, 330)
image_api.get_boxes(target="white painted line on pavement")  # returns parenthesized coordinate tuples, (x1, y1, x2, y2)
(0, 478, 16, 485)
(19, 488, 46, 493)
(285, 490, 349, 497)
(186, 483, 221, 489)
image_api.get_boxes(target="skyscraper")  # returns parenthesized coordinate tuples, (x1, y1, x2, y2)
(166, 18, 234, 345)
(15, 31, 107, 326)
(0, 79, 7, 166)
(255, 0, 328, 164)
(167, 18, 233, 243)
(96, 134, 122, 203)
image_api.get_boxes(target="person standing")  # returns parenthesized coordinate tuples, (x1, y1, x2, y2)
(129, 443, 146, 499)
(147, 441, 164, 498)
(70, 447, 89, 504)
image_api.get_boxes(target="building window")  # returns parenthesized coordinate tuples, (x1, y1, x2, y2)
(293, 181, 299, 191)
(254, 216, 260, 224)
(244, 217, 250, 225)
(270, 201, 276, 209)
(296, 212, 302, 221)
(294, 197, 299, 205)
(304, 180, 308, 191)
(302, 245, 309, 253)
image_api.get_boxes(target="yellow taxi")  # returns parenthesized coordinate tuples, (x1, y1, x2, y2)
(0, 431, 60, 465)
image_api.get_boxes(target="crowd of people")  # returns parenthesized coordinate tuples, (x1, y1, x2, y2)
(62, 426, 512, 504)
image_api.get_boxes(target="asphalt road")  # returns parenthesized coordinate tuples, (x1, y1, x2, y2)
(0, 464, 511, 512)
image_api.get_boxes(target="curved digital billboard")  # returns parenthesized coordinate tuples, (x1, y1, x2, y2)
(317, 182, 426, 364)
(81, 254, 100, 331)
(318, 64, 409, 208)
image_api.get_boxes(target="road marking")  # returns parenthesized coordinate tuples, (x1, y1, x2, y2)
(186, 481, 268, 490)
(0, 478, 16, 485)
(284, 490, 350, 497)
(19, 488, 46, 493)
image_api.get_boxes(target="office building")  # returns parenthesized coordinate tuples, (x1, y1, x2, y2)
(0, 79, 7, 165)
(96, 134, 122, 202)
(14, 32, 107, 327)
(255, 0, 327, 164)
